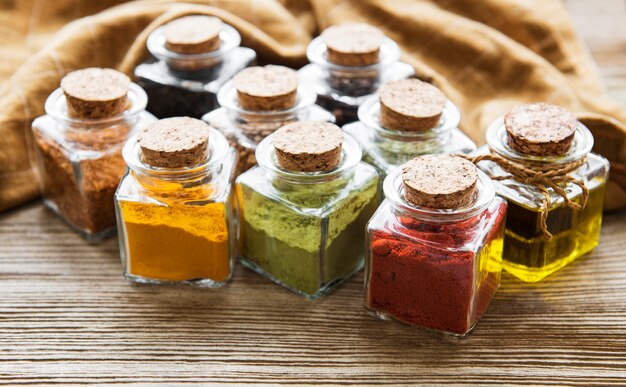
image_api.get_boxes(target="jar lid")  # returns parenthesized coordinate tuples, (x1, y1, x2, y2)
(357, 93, 460, 141)
(379, 79, 447, 131)
(384, 156, 495, 222)
(306, 29, 400, 73)
(123, 124, 230, 180)
(138, 117, 210, 169)
(60, 68, 130, 119)
(217, 79, 316, 118)
(504, 103, 578, 156)
(402, 155, 478, 209)
(322, 23, 385, 66)
(163, 15, 223, 54)
(486, 110, 594, 165)
(147, 20, 241, 71)
(256, 124, 362, 182)
(233, 65, 299, 111)
(273, 121, 343, 172)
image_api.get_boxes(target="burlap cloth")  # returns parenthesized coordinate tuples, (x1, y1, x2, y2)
(1, 0, 625, 212)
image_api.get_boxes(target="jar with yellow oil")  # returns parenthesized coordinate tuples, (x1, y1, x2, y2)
(472, 103, 609, 282)
(115, 117, 237, 287)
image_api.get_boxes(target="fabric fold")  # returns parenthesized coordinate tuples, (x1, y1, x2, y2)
(0, 0, 624, 212)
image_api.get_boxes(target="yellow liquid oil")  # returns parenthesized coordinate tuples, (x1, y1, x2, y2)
(502, 183, 605, 282)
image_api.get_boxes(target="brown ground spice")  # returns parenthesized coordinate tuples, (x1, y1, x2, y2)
(34, 124, 130, 237)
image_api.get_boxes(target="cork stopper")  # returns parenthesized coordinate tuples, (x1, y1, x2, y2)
(163, 15, 223, 54)
(402, 155, 478, 209)
(504, 103, 577, 156)
(273, 121, 343, 172)
(322, 23, 385, 66)
(233, 65, 299, 111)
(138, 117, 210, 169)
(60, 68, 130, 119)
(379, 79, 447, 131)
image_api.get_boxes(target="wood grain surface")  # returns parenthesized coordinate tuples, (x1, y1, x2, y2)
(2, 0, 626, 384)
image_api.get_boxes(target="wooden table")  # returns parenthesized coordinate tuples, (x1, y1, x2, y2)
(2, 1, 626, 384)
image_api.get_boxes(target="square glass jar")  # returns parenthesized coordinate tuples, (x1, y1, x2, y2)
(31, 83, 156, 240)
(344, 95, 476, 178)
(236, 132, 379, 298)
(298, 35, 414, 126)
(115, 128, 237, 287)
(474, 117, 609, 282)
(135, 22, 256, 119)
(203, 81, 334, 177)
(365, 167, 507, 336)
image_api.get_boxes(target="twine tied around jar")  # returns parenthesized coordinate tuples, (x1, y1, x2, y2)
(458, 153, 589, 240)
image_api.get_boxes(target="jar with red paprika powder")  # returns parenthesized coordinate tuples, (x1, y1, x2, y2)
(365, 155, 507, 336)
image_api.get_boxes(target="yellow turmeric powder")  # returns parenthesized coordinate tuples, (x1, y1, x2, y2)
(119, 198, 231, 282)
(115, 119, 237, 286)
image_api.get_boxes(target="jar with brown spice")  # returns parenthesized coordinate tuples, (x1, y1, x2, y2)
(203, 65, 335, 176)
(135, 15, 256, 119)
(298, 23, 415, 125)
(32, 67, 156, 240)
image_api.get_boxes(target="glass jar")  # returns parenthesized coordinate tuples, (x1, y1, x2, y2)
(135, 21, 256, 119)
(236, 131, 379, 298)
(298, 35, 414, 125)
(203, 81, 334, 176)
(344, 94, 476, 176)
(474, 116, 609, 282)
(32, 83, 155, 240)
(365, 166, 507, 336)
(115, 127, 237, 287)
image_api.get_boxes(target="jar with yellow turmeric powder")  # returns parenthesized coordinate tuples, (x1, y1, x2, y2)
(115, 117, 237, 286)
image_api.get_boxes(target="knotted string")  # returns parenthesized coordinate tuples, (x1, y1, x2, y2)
(458, 153, 589, 239)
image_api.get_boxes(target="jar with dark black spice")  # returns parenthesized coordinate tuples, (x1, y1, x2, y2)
(135, 15, 256, 119)
(203, 65, 334, 176)
(298, 23, 414, 125)
(31, 68, 156, 240)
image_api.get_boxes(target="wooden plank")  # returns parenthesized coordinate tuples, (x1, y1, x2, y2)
(1, 203, 625, 384)
(1, 1, 626, 384)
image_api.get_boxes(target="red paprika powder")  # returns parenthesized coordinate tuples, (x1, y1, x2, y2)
(365, 155, 507, 336)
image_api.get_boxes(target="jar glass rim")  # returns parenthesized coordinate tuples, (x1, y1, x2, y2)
(255, 130, 362, 182)
(123, 126, 230, 180)
(44, 82, 148, 127)
(383, 163, 496, 222)
(147, 22, 240, 63)
(486, 115, 594, 164)
(357, 95, 461, 140)
(217, 80, 317, 117)
(306, 35, 400, 72)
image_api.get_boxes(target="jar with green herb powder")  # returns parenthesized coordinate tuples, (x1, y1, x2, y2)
(236, 121, 379, 298)
(343, 79, 476, 178)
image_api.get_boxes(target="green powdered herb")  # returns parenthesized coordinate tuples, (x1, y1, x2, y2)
(237, 165, 378, 297)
